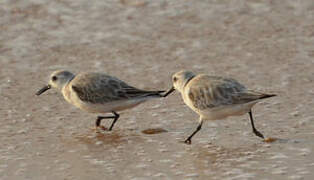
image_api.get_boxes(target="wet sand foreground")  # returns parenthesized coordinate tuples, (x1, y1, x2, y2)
(1, 0, 314, 179)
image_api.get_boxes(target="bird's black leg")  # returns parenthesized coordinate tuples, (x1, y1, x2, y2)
(96, 112, 118, 130)
(184, 120, 203, 144)
(248, 110, 264, 139)
(108, 111, 120, 131)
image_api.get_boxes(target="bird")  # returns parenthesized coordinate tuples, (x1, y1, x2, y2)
(162, 70, 276, 144)
(36, 70, 164, 131)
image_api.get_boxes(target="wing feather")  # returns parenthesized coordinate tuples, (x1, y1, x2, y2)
(187, 75, 270, 110)
(71, 73, 163, 104)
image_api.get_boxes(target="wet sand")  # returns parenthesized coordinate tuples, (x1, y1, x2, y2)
(1, 0, 314, 179)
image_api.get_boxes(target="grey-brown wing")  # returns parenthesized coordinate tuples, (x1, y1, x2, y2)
(71, 73, 163, 104)
(188, 77, 252, 110)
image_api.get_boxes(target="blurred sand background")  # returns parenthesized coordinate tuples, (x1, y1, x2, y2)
(1, 0, 314, 179)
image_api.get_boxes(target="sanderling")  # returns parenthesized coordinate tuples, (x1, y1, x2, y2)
(36, 70, 164, 131)
(163, 70, 276, 144)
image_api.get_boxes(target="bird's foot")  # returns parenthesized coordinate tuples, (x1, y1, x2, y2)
(253, 129, 264, 139)
(183, 138, 192, 145)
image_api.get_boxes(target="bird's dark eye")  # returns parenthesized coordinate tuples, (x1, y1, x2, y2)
(52, 76, 57, 81)
(173, 77, 178, 82)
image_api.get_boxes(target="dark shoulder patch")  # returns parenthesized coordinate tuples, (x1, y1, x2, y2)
(71, 85, 81, 94)
(71, 85, 85, 101)
(188, 91, 195, 102)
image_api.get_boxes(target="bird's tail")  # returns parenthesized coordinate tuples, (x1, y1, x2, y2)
(148, 90, 166, 98)
(132, 90, 165, 98)
(240, 90, 277, 103)
(258, 93, 277, 100)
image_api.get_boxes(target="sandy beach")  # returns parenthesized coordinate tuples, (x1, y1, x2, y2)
(1, 0, 314, 179)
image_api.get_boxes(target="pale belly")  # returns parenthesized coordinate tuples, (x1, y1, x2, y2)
(75, 99, 147, 113)
(199, 101, 258, 120)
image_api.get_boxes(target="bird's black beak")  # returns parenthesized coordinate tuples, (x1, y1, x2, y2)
(162, 86, 175, 97)
(36, 85, 51, 96)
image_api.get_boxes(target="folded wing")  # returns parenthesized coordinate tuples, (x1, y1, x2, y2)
(71, 73, 163, 104)
(187, 76, 275, 110)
